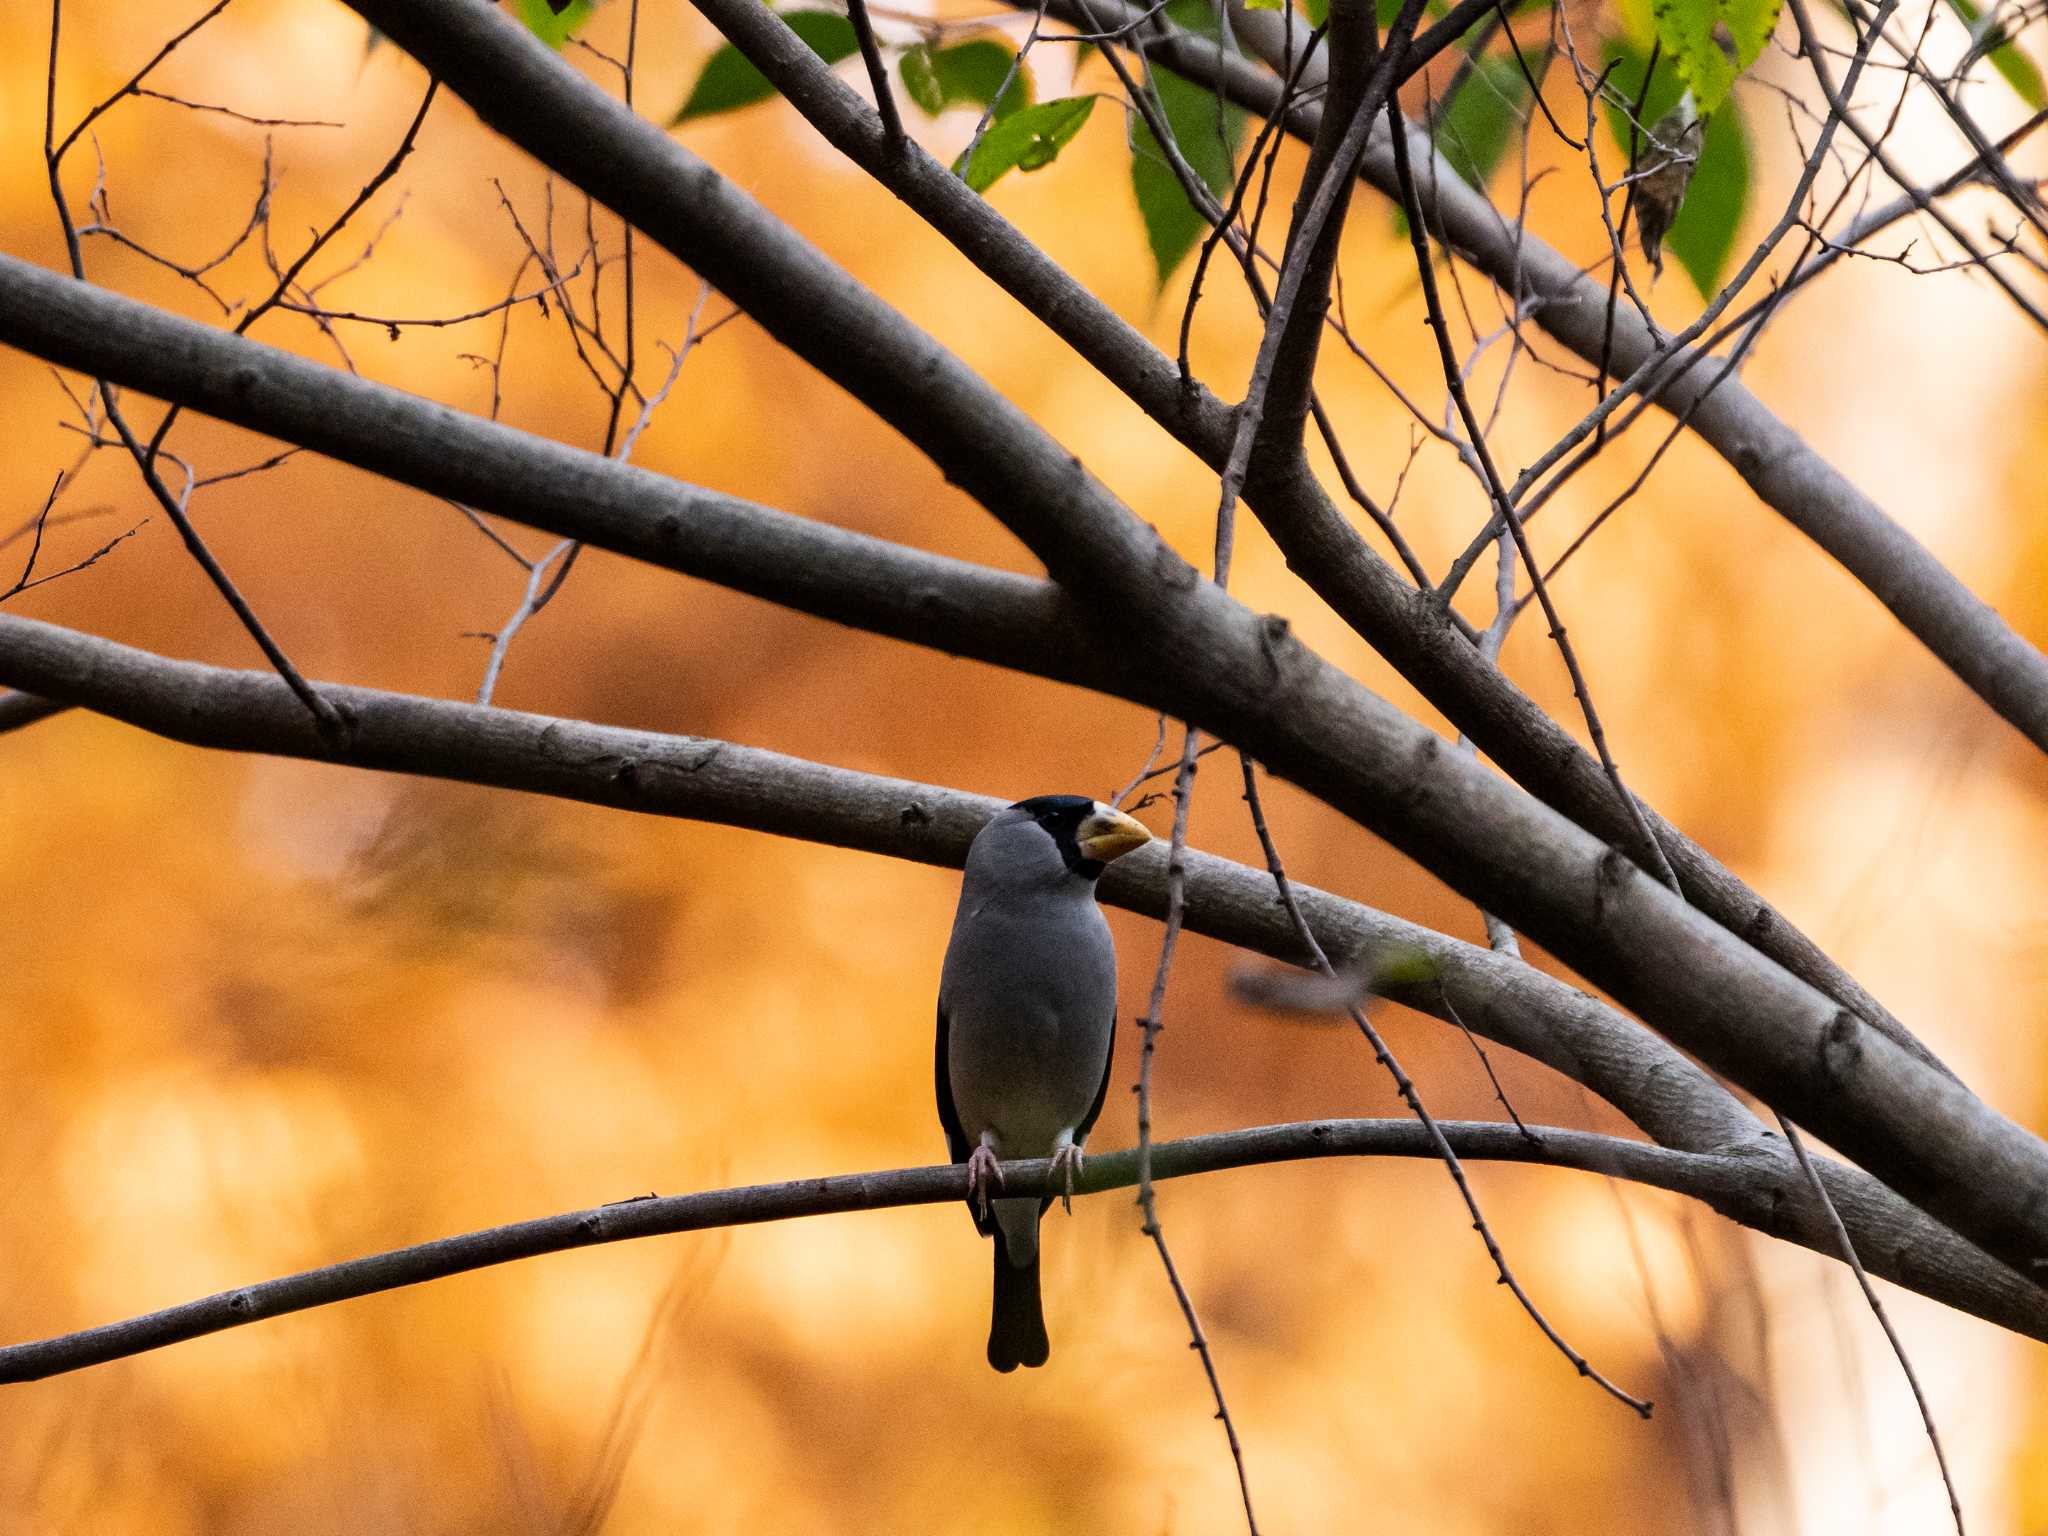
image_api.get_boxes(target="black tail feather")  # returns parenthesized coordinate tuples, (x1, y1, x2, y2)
(987, 1223, 1049, 1372)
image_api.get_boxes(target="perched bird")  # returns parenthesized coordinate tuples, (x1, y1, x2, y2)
(936, 795, 1151, 1371)
(1635, 94, 1704, 280)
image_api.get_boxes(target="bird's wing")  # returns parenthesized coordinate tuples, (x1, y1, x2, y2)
(934, 1004, 970, 1164)
(1075, 1007, 1116, 1144)
(935, 1003, 998, 1236)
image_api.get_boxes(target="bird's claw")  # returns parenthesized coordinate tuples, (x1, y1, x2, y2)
(966, 1144, 1004, 1219)
(1049, 1144, 1084, 1215)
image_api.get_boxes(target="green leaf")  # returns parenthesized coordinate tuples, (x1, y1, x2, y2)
(1126, 0, 1246, 285)
(1646, 0, 1780, 113)
(1602, 38, 1751, 294)
(1131, 66, 1247, 285)
(1366, 0, 1452, 23)
(1301, 0, 1330, 24)
(1943, 0, 2048, 108)
(1244, 0, 1286, 11)
(952, 95, 1097, 192)
(514, 0, 594, 48)
(899, 42, 945, 114)
(672, 11, 859, 124)
(898, 38, 1033, 120)
(1432, 54, 1529, 188)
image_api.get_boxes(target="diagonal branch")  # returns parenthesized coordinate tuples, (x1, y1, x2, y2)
(1223, 3, 2048, 765)
(1221, 0, 1427, 484)
(677, 0, 1944, 1080)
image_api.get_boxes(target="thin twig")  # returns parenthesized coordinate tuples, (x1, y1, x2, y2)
(1439, 982, 1540, 1144)
(1113, 714, 1169, 807)
(51, 0, 237, 164)
(270, 265, 583, 333)
(1131, 728, 1262, 1536)
(44, 0, 345, 743)
(476, 539, 576, 706)
(1211, 0, 1430, 572)
(1433, 0, 1906, 608)
(128, 88, 341, 128)
(845, 0, 904, 143)
(1779, 1115, 1966, 1534)
(1388, 96, 1678, 892)
(1239, 752, 1653, 1417)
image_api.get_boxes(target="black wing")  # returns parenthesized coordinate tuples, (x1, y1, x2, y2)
(935, 1004, 996, 1236)
(1075, 1008, 1116, 1144)
(934, 1004, 970, 1164)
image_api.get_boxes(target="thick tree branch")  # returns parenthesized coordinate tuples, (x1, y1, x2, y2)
(346, 0, 1173, 617)
(679, 0, 1937, 1077)
(1226, 4, 2048, 762)
(4, 230, 2046, 1283)
(11, 7, 2048, 1280)
(1, 618, 2045, 1340)
(5, 1114, 2046, 1386)
(1241, 0, 1416, 468)
(0, 255, 1113, 692)
(0, 616, 1732, 1155)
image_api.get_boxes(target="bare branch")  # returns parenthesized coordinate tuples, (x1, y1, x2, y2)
(271, 265, 583, 334)
(1386, 91, 1679, 893)
(689, 0, 1954, 1080)
(1781, 1115, 1969, 1532)
(127, 87, 342, 129)
(0, 1115, 2017, 1386)
(1239, 754, 1653, 1417)
(843, 0, 904, 144)
(1212, 2, 2048, 768)
(658, 0, 1948, 1082)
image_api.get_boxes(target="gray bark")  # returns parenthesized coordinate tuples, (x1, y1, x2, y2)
(676, 0, 1938, 1073)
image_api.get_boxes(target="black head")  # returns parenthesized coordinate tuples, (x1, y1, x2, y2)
(1009, 794, 1109, 880)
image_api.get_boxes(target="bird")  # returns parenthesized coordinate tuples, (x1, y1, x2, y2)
(935, 794, 1152, 1372)
(1635, 94, 1703, 280)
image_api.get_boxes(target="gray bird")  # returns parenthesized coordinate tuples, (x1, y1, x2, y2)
(936, 795, 1151, 1371)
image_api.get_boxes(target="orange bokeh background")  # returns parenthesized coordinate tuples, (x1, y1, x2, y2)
(2, 2, 2046, 1530)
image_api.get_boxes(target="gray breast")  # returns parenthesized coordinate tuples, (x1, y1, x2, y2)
(940, 826, 1117, 1157)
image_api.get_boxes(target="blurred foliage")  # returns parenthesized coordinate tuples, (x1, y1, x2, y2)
(1647, 0, 1780, 112)
(4, 0, 2045, 1531)
(672, 10, 859, 123)
(1130, 0, 1247, 286)
(1432, 54, 1532, 190)
(898, 36, 1034, 120)
(513, 0, 595, 50)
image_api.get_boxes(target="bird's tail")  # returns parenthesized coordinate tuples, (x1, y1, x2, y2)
(987, 1222, 1050, 1372)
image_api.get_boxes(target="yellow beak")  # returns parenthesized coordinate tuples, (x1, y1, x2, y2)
(1075, 806, 1152, 864)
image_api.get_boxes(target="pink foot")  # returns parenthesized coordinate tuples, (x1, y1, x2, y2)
(965, 1143, 1004, 1218)
(1049, 1144, 1085, 1214)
